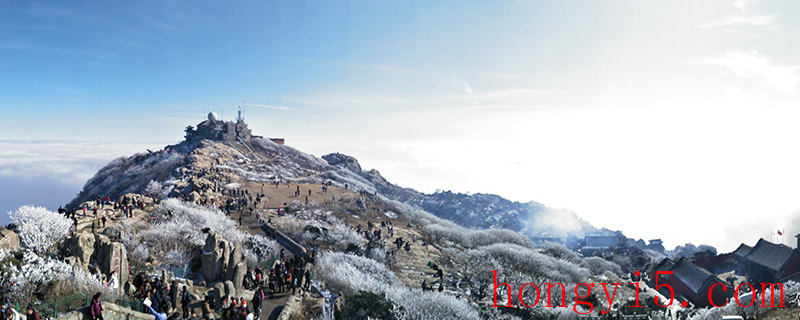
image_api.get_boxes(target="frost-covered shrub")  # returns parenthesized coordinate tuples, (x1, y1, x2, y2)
(474, 243, 590, 285)
(315, 251, 479, 320)
(669, 243, 717, 260)
(145, 180, 173, 200)
(2, 250, 108, 302)
(460, 249, 502, 300)
(243, 234, 280, 267)
(122, 199, 278, 268)
(337, 291, 398, 320)
(388, 290, 479, 320)
(423, 223, 467, 245)
(540, 242, 581, 264)
(9, 206, 73, 254)
(468, 229, 532, 248)
(274, 215, 365, 252)
(383, 198, 533, 249)
(152, 198, 246, 245)
(579, 257, 622, 277)
(315, 252, 396, 295)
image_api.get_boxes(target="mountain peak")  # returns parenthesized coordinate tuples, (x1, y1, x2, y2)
(69, 119, 602, 242)
(322, 152, 363, 173)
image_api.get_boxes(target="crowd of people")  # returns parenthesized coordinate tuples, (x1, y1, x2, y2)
(56, 193, 149, 232)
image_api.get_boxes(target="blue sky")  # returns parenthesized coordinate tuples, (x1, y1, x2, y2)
(3, 0, 800, 251)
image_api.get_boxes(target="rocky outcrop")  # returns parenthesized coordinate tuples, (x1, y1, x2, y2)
(74, 233, 96, 266)
(201, 232, 244, 284)
(232, 262, 247, 290)
(61, 233, 129, 293)
(223, 281, 235, 302)
(212, 282, 225, 307)
(0, 230, 20, 252)
(102, 241, 129, 286)
(202, 233, 225, 282)
(321, 153, 362, 173)
(224, 244, 243, 281)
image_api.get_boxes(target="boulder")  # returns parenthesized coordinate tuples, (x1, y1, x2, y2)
(232, 262, 247, 290)
(75, 233, 96, 267)
(212, 282, 225, 307)
(106, 242, 129, 282)
(0, 230, 19, 252)
(93, 234, 112, 266)
(202, 233, 226, 283)
(201, 232, 244, 283)
(94, 233, 112, 249)
(225, 244, 243, 281)
(223, 281, 235, 301)
(221, 241, 231, 276)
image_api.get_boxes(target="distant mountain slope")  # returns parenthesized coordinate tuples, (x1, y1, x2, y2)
(70, 138, 597, 239)
(321, 153, 597, 238)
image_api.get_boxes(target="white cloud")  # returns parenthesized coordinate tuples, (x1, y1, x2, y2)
(697, 15, 776, 29)
(734, 0, 748, 10)
(245, 103, 292, 111)
(0, 140, 163, 186)
(463, 81, 473, 94)
(701, 51, 800, 93)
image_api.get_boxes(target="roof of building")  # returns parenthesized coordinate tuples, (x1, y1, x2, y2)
(732, 243, 752, 258)
(671, 258, 720, 294)
(744, 238, 796, 272)
(584, 235, 620, 248)
(652, 258, 675, 274)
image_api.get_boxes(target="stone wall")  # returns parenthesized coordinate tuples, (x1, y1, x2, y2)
(260, 225, 307, 258)
(277, 296, 298, 320)
(57, 302, 154, 320)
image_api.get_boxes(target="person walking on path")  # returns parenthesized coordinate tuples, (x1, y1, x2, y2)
(303, 269, 312, 291)
(90, 292, 104, 320)
(251, 287, 264, 320)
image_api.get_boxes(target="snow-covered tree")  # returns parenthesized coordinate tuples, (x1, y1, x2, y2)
(122, 199, 278, 269)
(315, 251, 479, 320)
(1, 249, 108, 302)
(580, 256, 623, 277)
(9, 205, 72, 254)
(145, 180, 174, 200)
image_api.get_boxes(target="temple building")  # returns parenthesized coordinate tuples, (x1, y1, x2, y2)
(184, 111, 252, 143)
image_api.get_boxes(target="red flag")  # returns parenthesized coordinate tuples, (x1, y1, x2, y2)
(778, 230, 783, 236)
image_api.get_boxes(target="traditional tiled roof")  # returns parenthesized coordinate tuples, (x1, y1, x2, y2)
(652, 258, 675, 273)
(732, 243, 752, 257)
(671, 258, 720, 294)
(744, 239, 795, 272)
(584, 235, 619, 249)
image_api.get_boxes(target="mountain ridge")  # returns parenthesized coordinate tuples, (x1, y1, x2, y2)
(68, 137, 599, 241)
